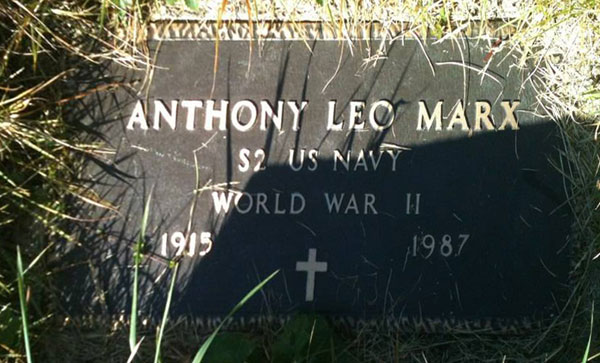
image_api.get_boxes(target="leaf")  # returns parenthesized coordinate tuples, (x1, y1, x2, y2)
(154, 263, 179, 363)
(440, 6, 447, 25)
(99, 0, 108, 29)
(16, 246, 32, 363)
(583, 89, 600, 100)
(127, 337, 145, 363)
(191, 270, 279, 363)
(202, 333, 257, 363)
(271, 314, 355, 363)
(118, 0, 132, 17)
(0, 306, 20, 351)
(432, 23, 443, 39)
(165, 0, 177, 5)
(315, 0, 324, 5)
(130, 192, 152, 353)
(185, 0, 199, 10)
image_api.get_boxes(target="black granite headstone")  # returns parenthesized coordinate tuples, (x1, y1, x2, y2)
(66, 23, 573, 332)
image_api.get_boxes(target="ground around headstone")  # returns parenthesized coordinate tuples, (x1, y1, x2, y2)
(64, 22, 574, 336)
(2, 1, 599, 362)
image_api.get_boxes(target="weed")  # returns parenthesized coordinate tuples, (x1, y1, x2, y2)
(129, 192, 152, 354)
(16, 246, 31, 363)
(192, 270, 279, 363)
(0, 0, 148, 359)
(153, 261, 179, 363)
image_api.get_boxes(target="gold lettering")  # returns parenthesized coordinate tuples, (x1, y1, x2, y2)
(498, 100, 520, 130)
(126, 100, 148, 130)
(204, 100, 229, 131)
(447, 100, 469, 131)
(417, 100, 442, 131)
(153, 100, 178, 130)
(474, 101, 495, 130)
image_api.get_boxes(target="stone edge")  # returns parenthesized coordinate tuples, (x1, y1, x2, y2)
(147, 21, 517, 41)
(64, 313, 548, 335)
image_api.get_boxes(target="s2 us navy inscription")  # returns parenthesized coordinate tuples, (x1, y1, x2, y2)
(71, 22, 572, 332)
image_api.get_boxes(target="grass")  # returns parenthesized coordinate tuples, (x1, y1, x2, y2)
(129, 192, 151, 354)
(125, 189, 279, 363)
(0, 0, 149, 360)
(0, 0, 599, 362)
(191, 270, 279, 363)
(154, 260, 178, 363)
(583, 302, 594, 363)
(15, 247, 31, 363)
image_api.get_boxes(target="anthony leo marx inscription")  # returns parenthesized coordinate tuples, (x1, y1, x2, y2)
(73, 24, 572, 332)
(126, 97, 520, 219)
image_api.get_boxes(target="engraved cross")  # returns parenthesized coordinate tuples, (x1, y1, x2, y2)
(296, 248, 328, 302)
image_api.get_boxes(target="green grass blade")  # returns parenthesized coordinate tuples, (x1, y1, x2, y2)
(129, 248, 139, 351)
(99, 0, 108, 29)
(130, 193, 152, 353)
(127, 337, 145, 363)
(583, 301, 594, 363)
(184, 0, 199, 10)
(16, 246, 32, 363)
(154, 262, 179, 363)
(191, 269, 279, 363)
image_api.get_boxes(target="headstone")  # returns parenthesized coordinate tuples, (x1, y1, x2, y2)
(64, 22, 573, 332)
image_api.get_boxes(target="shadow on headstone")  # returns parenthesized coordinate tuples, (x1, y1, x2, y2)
(54, 37, 573, 333)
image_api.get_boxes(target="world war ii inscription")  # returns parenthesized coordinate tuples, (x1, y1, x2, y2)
(75, 23, 573, 332)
